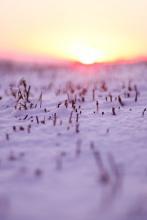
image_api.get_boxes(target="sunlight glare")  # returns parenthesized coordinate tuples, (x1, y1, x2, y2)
(71, 44, 105, 64)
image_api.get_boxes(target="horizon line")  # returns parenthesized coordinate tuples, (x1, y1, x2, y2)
(0, 50, 147, 66)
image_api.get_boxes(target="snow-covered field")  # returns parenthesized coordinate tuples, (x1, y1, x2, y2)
(0, 62, 147, 220)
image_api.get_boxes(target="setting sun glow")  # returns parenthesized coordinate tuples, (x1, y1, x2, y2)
(0, 0, 147, 63)
(70, 45, 105, 64)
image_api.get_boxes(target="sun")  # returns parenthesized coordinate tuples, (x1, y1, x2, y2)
(77, 47, 103, 64)
(70, 44, 105, 64)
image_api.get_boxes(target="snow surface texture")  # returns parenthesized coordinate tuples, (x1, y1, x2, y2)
(0, 63, 147, 220)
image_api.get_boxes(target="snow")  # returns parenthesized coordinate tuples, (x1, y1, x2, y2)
(0, 62, 147, 220)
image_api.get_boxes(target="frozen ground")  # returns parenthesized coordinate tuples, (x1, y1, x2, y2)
(0, 62, 147, 220)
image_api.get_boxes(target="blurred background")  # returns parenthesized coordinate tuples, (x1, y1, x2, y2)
(0, 0, 147, 64)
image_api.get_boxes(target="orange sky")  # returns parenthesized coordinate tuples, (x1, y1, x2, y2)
(0, 0, 147, 63)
